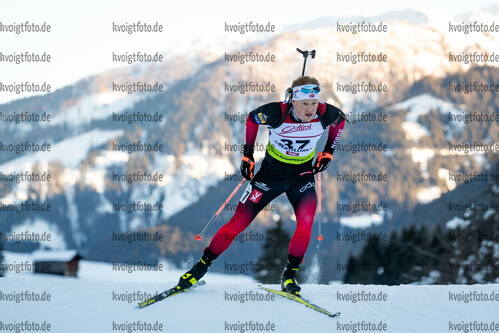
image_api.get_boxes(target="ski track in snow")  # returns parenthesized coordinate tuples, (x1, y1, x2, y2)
(1, 271, 499, 332)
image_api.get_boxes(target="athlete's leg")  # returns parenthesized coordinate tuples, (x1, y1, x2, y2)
(177, 172, 282, 289)
(285, 173, 317, 258)
(280, 173, 317, 293)
(208, 172, 282, 255)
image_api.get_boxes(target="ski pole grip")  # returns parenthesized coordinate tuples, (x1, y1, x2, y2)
(241, 156, 255, 178)
(242, 156, 254, 166)
(297, 48, 316, 75)
(317, 152, 332, 164)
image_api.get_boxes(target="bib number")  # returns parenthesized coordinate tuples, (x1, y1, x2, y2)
(280, 139, 310, 150)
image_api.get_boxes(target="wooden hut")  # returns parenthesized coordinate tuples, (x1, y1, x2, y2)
(32, 250, 82, 277)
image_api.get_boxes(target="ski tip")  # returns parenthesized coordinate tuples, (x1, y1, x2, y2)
(137, 302, 149, 309)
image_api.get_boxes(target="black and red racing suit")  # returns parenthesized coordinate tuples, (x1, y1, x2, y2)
(207, 101, 345, 259)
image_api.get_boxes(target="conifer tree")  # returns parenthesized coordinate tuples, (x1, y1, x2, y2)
(344, 237, 385, 284)
(254, 217, 293, 284)
(0, 240, 4, 277)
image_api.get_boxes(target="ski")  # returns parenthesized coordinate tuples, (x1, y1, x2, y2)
(257, 284, 340, 318)
(137, 280, 206, 309)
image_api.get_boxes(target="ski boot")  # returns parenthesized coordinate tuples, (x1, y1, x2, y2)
(177, 247, 218, 290)
(281, 254, 303, 295)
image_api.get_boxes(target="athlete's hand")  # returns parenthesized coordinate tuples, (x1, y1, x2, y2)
(240, 144, 255, 180)
(240, 156, 255, 180)
(313, 152, 332, 174)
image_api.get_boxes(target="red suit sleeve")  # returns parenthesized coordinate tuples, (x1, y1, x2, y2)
(245, 114, 259, 151)
(324, 118, 345, 155)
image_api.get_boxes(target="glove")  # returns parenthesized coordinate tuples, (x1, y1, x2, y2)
(240, 144, 255, 181)
(313, 152, 332, 174)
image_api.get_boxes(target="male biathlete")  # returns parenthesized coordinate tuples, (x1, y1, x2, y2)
(177, 76, 345, 294)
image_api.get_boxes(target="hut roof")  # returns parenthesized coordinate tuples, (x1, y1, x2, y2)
(32, 249, 81, 262)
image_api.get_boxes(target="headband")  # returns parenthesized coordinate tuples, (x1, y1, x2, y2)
(292, 84, 320, 101)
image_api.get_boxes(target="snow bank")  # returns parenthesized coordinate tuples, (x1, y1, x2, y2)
(1, 271, 498, 332)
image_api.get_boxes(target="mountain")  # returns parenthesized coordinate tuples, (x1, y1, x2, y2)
(1, 8, 498, 282)
(343, 171, 499, 285)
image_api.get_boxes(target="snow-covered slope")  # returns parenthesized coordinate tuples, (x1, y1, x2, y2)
(389, 93, 491, 203)
(393, 94, 466, 143)
(1, 263, 498, 332)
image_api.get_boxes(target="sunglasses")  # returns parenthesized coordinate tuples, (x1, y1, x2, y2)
(299, 86, 320, 94)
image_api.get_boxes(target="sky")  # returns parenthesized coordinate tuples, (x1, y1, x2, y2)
(1, 0, 498, 104)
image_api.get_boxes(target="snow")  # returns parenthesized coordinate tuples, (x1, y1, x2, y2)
(445, 216, 470, 230)
(159, 148, 235, 220)
(440, 168, 456, 191)
(401, 122, 430, 142)
(1, 257, 499, 332)
(415, 167, 456, 203)
(32, 249, 79, 261)
(96, 193, 113, 214)
(417, 186, 441, 204)
(94, 150, 129, 167)
(181, 149, 233, 181)
(63, 182, 85, 247)
(339, 214, 383, 228)
(483, 209, 495, 220)
(415, 270, 442, 285)
(409, 148, 435, 178)
(408, 147, 490, 195)
(68, 145, 238, 231)
(0, 129, 124, 172)
(3, 11, 499, 331)
(393, 94, 466, 143)
(48, 92, 143, 129)
(0, 191, 26, 205)
(9, 218, 67, 250)
(83, 168, 107, 193)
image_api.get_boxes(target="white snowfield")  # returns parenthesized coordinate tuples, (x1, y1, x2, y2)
(1, 259, 498, 333)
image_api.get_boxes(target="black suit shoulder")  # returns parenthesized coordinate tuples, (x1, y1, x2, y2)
(322, 103, 345, 126)
(248, 102, 284, 127)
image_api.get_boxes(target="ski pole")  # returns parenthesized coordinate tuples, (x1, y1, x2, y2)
(317, 172, 323, 241)
(195, 178, 246, 241)
(296, 48, 316, 76)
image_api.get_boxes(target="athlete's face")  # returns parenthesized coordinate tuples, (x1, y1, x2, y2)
(292, 99, 318, 122)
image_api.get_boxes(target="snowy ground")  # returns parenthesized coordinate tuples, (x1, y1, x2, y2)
(1, 257, 499, 332)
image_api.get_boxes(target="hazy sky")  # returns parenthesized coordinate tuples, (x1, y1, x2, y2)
(1, 0, 498, 103)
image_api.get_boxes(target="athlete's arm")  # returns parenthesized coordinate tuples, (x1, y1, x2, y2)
(240, 115, 258, 180)
(320, 103, 346, 154)
(241, 102, 283, 180)
(244, 114, 259, 152)
(313, 105, 346, 173)
(324, 116, 345, 155)
(244, 102, 283, 151)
